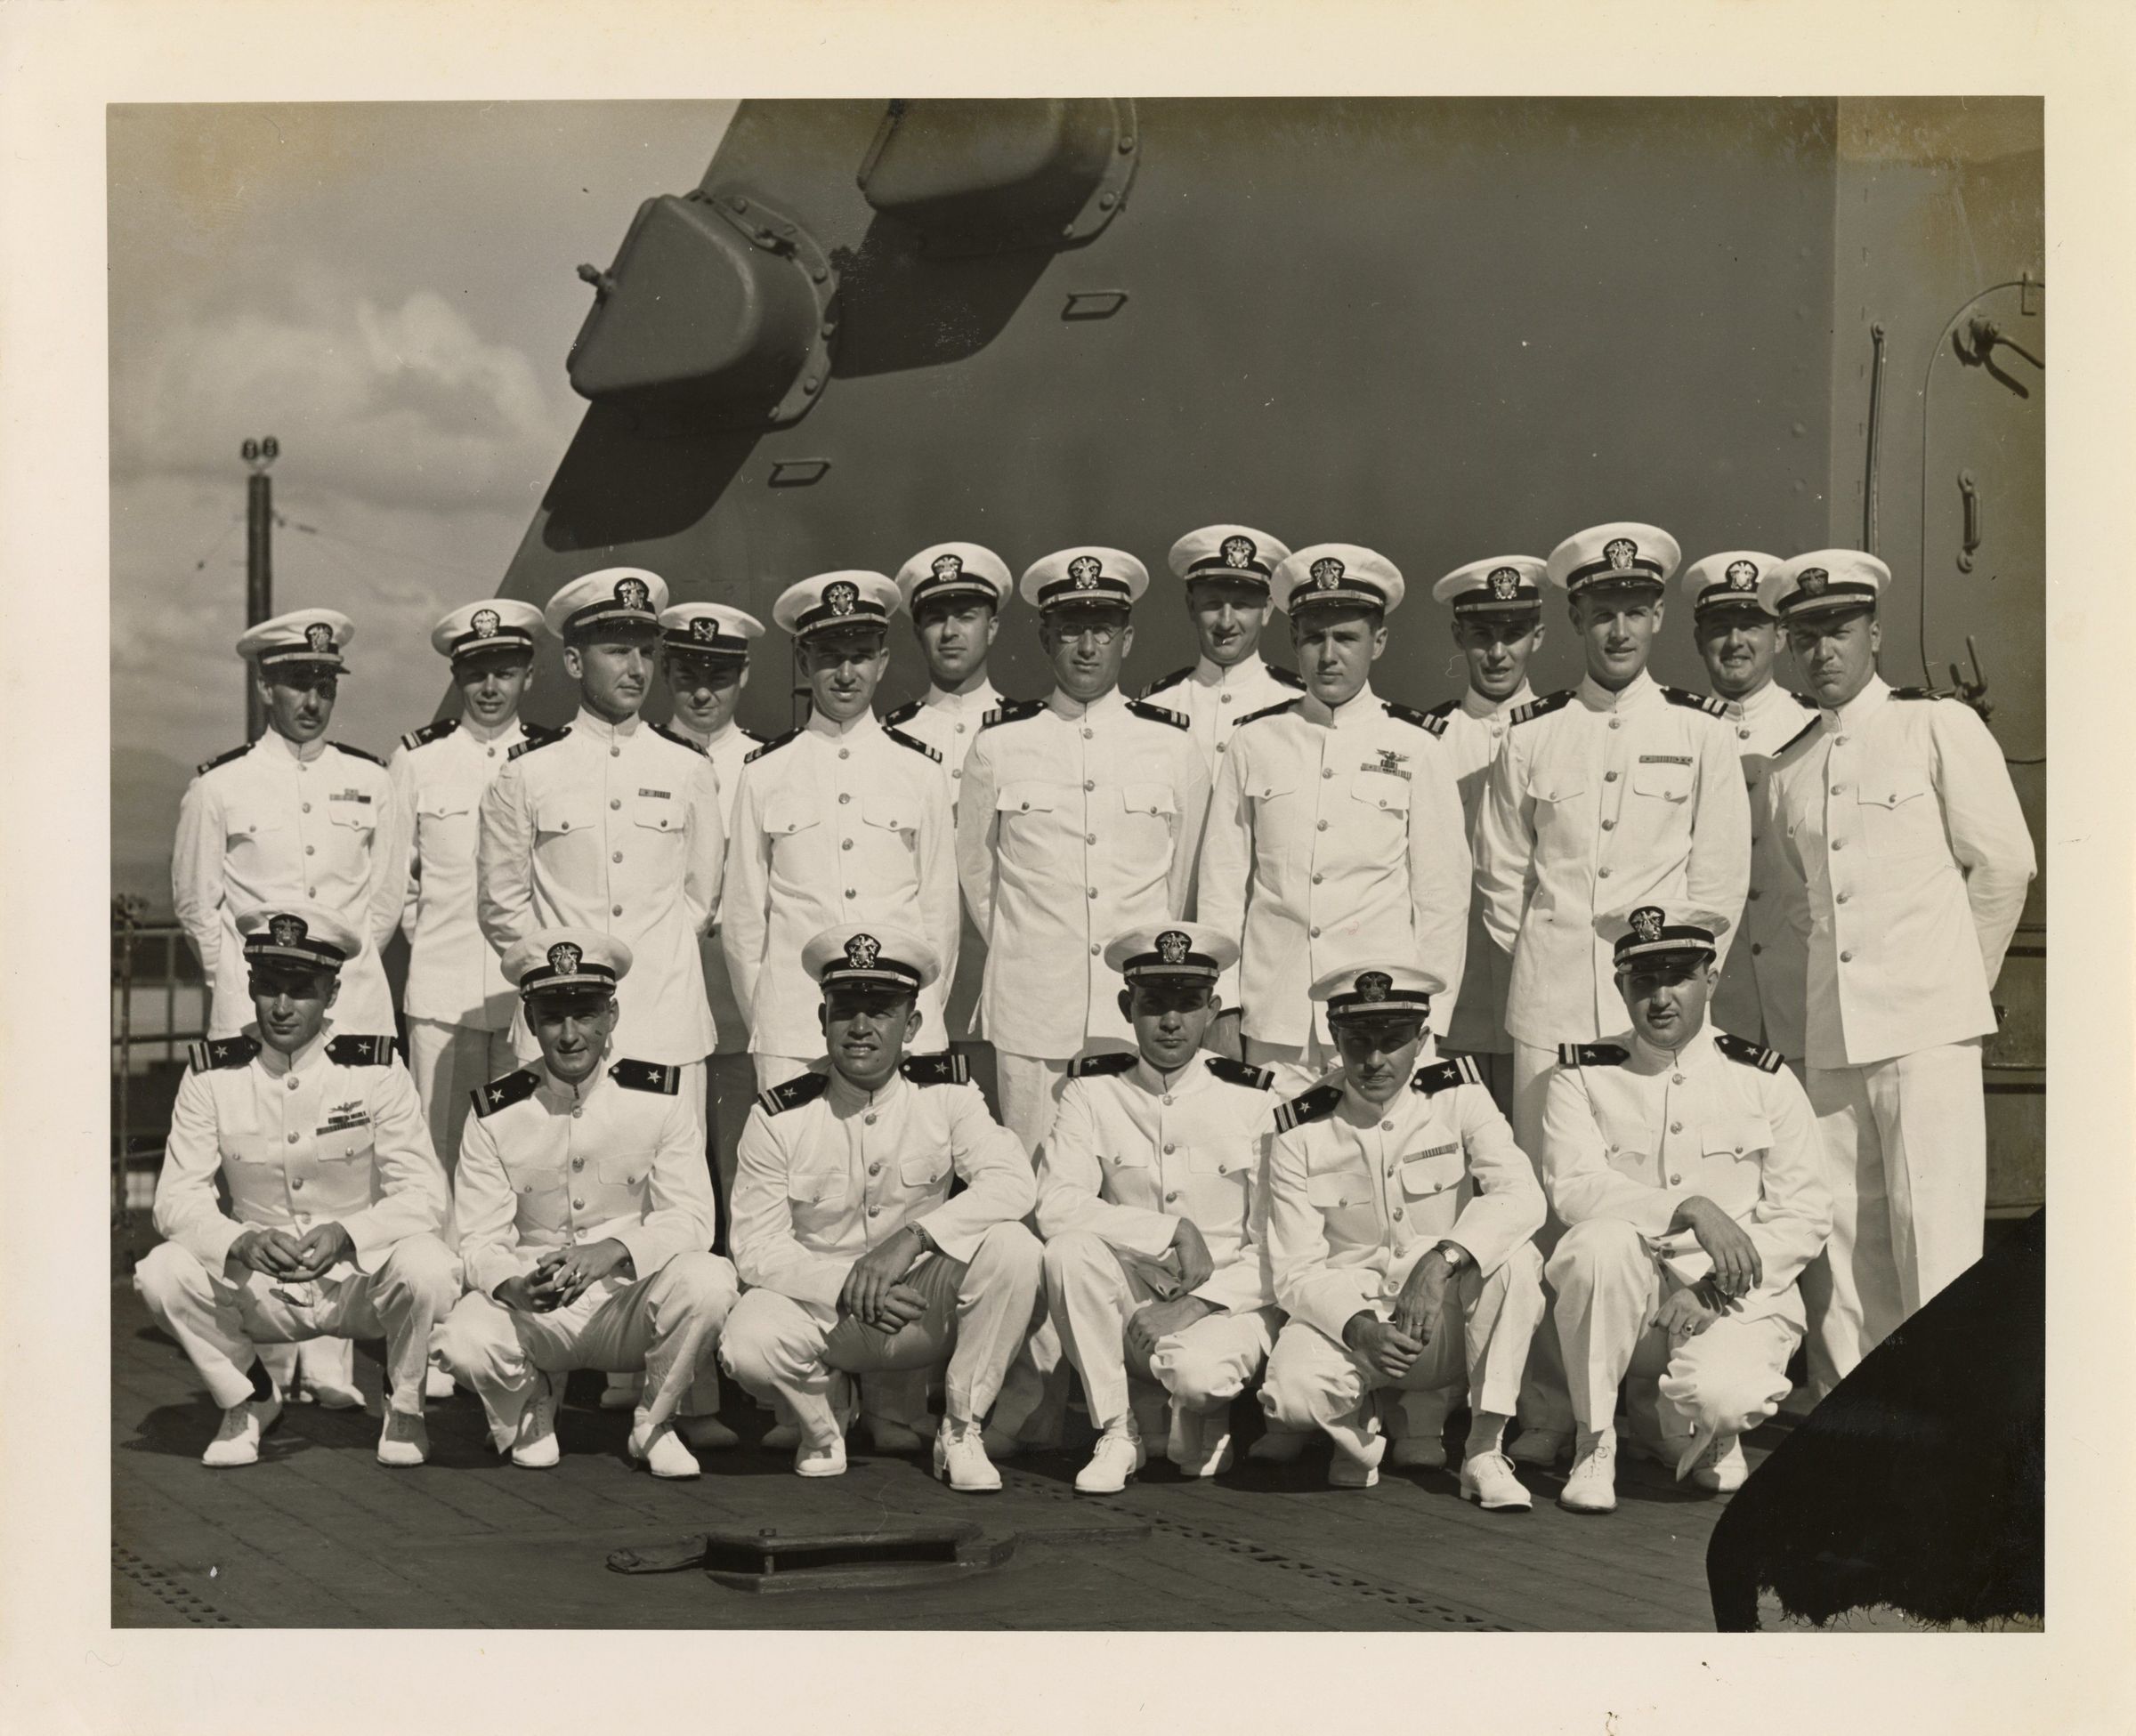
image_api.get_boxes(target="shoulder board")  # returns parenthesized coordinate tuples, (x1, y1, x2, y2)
(881, 698, 924, 727)
(1509, 690, 1575, 727)
(1205, 1055, 1274, 1091)
(471, 1069, 540, 1118)
(743, 727, 802, 763)
(884, 726, 942, 763)
(1236, 698, 1301, 728)
(1412, 1054, 1484, 1095)
(330, 739, 388, 767)
(194, 742, 253, 778)
(1424, 698, 1460, 723)
(508, 726, 570, 762)
(188, 1034, 258, 1072)
(1068, 1050, 1138, 1080)
(756, 1071, 830, 1116)
(1382, 698, 1444, 737)
(650, 722, 707, 755)
(400, 717, 457, 752)
(900, 1052, 970, 1086)
(1661, 686, 1729, 719)
(980, 698, 1046, 731)
(611, 1058, 681, 1094)
(1267, 664, 1307, 690)
(1714, 1032, 1784, 1074)
(1140, 666, 1192, 698)
(1789, 689, 1818, 709)
(736, 724, 769, 746)
(326, 1034, 399, 1068)
(1889, 685, 1941, 702)
(1274, 1081, 1345, 1134)
(1127, 698, 1190, 731)
(1774, 717, 1822, 756)
(1557, 1042, 1630, 1069)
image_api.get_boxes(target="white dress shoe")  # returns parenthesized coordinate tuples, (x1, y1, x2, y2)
(795, 1433, 848, 1478)
(1558, 1431, 1618, 1514)
(629, 1418, 703, 1479)
(1247, 1425, 1308, 1464)
(1690, 1434, 1749, 1492)
(1328, 1437, 1386, 1489)
(424, 1366, 457, 1402)
(863, 1414, 928, 1455)
(376, 1409, 431, 1468)
(1073, 1427, 1145, 1494)
(598, 1372, 643, 1411)
(1169, 1408, 1234, 1479)
(1508, 1425, 1572, 1466)
(201, 1395, 282, 1468)
(1458, 1449, 1533, 1511)
(761, 1421, 801, 1452)
(678, 1413, 740, 1451)
(510, 1373, 562, 1468)
(934, 1417, 1004, 1492)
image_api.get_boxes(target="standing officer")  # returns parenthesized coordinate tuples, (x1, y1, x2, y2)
(1679, 552, 1817, 1060)
(657, 601, 767, 820)
(1757, 551, 2034, 1397)
(1473, 522, 1751, 1469)
(881, 542, 1016, 805)
(1137, 523, 1303, 776)
(1541, 908, 1831, 1514)
(134, 903, 457, 1468)
(1424, 555, 1550, 1109)
(956, 547, 1211, 1153)
(436, 929, 738, 1478)
(1258, 964, 1545, 1503)
(719, 925, 1043, 1490)
(173, 607, 402, 1409)
(723, 571, 959, 1089)
(1198, 544, 1469, 1093)
(1036, 922, 1282, 1493)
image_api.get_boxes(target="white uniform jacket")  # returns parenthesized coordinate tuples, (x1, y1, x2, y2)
(389, 715, 559, 1031)
(1425, 684, 1533, 1054)
(1034, 1052, 1279, 1315)
(1475, 672, 1751, 1046)
(671, 716, 765, 1054)
(957, 690, 1211, 1059)
(1709, 681, 1819, 1055)
(153, 1023, 446, 1275)
(1264, 1054, 1546, 1344)
(679, 718, 766, 832)
(883, 679, 1003, 811)
(172, 732, 403, 1038)
(1539, 1023, 1832, 1325)
(1197, 684, 1469, 1046)
(476, 709, 724, 1064)
(1761, 676, 2035, 1070)
(721, 710, 959, 1059)
(1139, 652, 1306, 777)
(453, 1054, 717, 1299)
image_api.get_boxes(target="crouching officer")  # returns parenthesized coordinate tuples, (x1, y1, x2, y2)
(435, 930, 738, 1479)
(720, 925, 1042, 1490)
(134, 903, 457, 1468)
(1259, 965, 1546, 1504)
(1541, 908, 1832, 1514)
(1036, 923, 1282, 1493)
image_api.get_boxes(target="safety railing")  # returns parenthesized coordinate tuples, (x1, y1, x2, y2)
(111, 901, 209, 1238)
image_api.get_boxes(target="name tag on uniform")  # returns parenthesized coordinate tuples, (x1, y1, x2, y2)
(319, 1109, 370, 1134)
(1638, 755, 1691, 767)
(330, 788, 373, 804)
(637, 787, 671, 800)
(1366, 750, 1412, 780)
(1415, 1142, 1458, 1159)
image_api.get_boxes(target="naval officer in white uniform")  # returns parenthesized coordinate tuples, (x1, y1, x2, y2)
(1756, 551, 2035, 1397)
(879, 542, 1016, 806)
(657, 600, 767, 824)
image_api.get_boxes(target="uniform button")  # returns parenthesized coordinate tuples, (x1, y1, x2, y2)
(839, 793, 852, 804)
(1164, 1191, 1180, 1203)
(307, 886, 317, 896)
(291, 1177, 304, 1190)
(864, 1113, 878, 1126)
(1084, 780, 1096, 792)
(1598, 867, 1612, 878)
(1380, 1119, 1393, 1131)
(1309, 925, 1321, 937)
(572, 1158, 584, 1169)
(1312, 872, 1323, 884)
(1750, 942, 1764, 956)
(842, 838, 853, 851)
(1163, 1143, 1176, 1154)
(287, 1076, 299, 1090)
(1602, 819, 1615, 830)
(1217, 743, 1227, 754)
(1832, 839, 1845, 851)
(869, 1162, 882, 1175)
(558, 820, 570, 831)
(302, 802, 312, 813)
(611, 904, 623, 916)
(1605, 771, 1619, 783)
(611, 851, 623, 863)
(838, 748, 850, 760)
(304, 844, 316, 856)
(1836, 891, 1850, 903)
(1317, 820, 1329, 832)
(1392, 1207, 1404, 1220)
(1841, 949, 1855, 963)
(611, 747, 621, 758)
(487, 747, 497, 758)
(869, 1205, 883, 1216)
(1831, 784, 1844, 795)
(845, 888, 857, 900)
(610, 798, 621, 811)
(1669, 1174, 1682, 1185)
(1322, 767, 1334, 779)
(1087, 888, 1097, 899)
(951, 768, 962, 779)
(1672, 1073, 1686, 1085)
(1835, 734, 1849, 746)
(1086, 833, 1096, 844)
(571, 1106, 582, 1118)
(1737, 728, 1751, 740)
(1089, 944, 1100, 956)
(1220, 691, 1234, 705)
(1608, 718, 1622, 731)
(573, 1197, 585, 1208)
(1747, 888, 1762, 901)
(287, 1132, 299, 1144)
(1082, 728, 1094, 740)
(1670, 1121, 1682, 1134)
(1161, 1095, 1173, 1107)
(955, 723, 967, 734)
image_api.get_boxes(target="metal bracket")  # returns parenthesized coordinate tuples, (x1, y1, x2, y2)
(697, 187, 841, 427)
(1957, 470, 1980, 571)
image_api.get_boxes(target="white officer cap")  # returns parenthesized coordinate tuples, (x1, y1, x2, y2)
(659, 601, 764, 662)
(543, 568, 669, 641)
(1307, 961, 1444, 1020)
(773, 571, 902, 641)
(897, 543, 1013, 615)
(234, 901, 364, 973)
(1018, 546, 1149, 615)
(1546, 522, 1681, 597)
(1596, 904, 1731, 971)
(501, 927, 634, 999)
(1760, 549, 1889, 624)
(1272, 544, 1405, 618)
(1679, 551, 1781, 619)
(1167, 524, 1292, 593)
(1102, 921, 1242, 983)
(237, 608, 355, 674)
(802, 924, 942, 995)
(1431, 555, 1548, 616)
(430, 598, 544, 662)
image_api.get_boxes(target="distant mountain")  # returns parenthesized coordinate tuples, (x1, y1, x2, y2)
(112, 744, 193, 916)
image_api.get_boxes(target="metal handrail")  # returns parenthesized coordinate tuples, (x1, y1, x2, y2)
(111, 908, 209, 1231)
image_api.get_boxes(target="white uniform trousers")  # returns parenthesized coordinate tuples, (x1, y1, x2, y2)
(994, 1052, 1075, 1155)
(1243, 1034, 1339, 1101)
(406, 1018, 519, 1177)
(436, 1251, 737, 1449)
(1042, 1231, 1279, 1432)
(1504, 1038, 1576, 1438)
(1547, 1218, 1800, 1458)
(1260, 1242, 1544, 1463)
(134, 1235, 459, 1417)
(720, 1223, 1042, 1437)
(1800, 1039, 1986, 1398)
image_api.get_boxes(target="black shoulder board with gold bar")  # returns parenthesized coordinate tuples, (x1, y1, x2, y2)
(1268, 664, 1306, 690)
(757, 1071, 830, 1116)
(195, 742, 252, 777)
(1274, 1080, 1345, 1134)
(1140, 666, 1192, 698)
(882, 698, 925, 727)
(1790, 689, 1817, 709)
(1425, 698, 1460, 725)
(1510, 690, 1574, 728)
(1068, 1050, 1137, 1079)
(401, 717, 457, 752)
(472, 1069, 540, 1118)
(509, 726, 570, 762)
(1383, 698, 1445, 737)
(980, 698, 1045, 731)
(743, 727, 801, 763)
(1774, 717, 1822, 756)
(1889, 686, 1941, 702)
(1661, 685, 1728, 718)
(189, 1034, 259, 1072)
(1557, 1042, 1630, 1068)
(327, 1034, 400, 1068)
(1412, 1054, 1483, 1094)
(1205, 1055, 1274, 1091)
(611, 1058, 681, 1095)
(651, 722, 706, 755)
(1127, 699, 1189, 731)
(1714, 1032, 1784, 1074)
(900, 1053, 969, 1086)
(1235, 698, 1300, 728)
(885, 726, 942, 763)
(330, 739, 388, 767)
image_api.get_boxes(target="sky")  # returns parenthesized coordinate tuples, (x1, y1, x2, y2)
(109, 101, 735, 905)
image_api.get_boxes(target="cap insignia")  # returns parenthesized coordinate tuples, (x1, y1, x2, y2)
(1725, 560, 1759, 591)
(614, 577, 651, 610)
(1605, 537, 1638, 572)
(1068, 556, 1102, 590)
(1630, 907, 1664, 944)
(846, 932, 881, 970)
(690, 616, 717, 642)
(270, 914, 306, 948)
(932, 553, 964, 581)
(1488, 566, 1521, 599)
(1311, 556, 1346, 590)
(1155, 929, 1192, 965)
(304, 622, 334, 652)
(1221, 536, 1256, 569)
(1355, 970, 1392, 1002)
(825, 579, 859, 616)
(471, 607, 500, 637)
(1798, 568, 1829, 596)
(547, 941, 581, 976)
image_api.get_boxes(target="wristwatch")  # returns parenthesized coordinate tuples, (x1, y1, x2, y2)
(1432, 1240, 1469, 1272)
